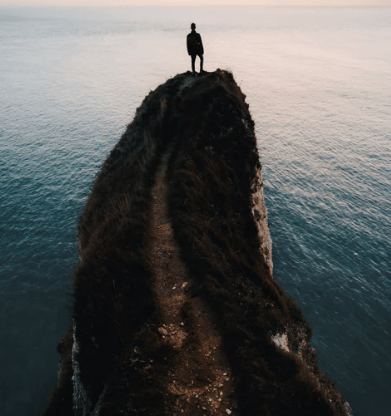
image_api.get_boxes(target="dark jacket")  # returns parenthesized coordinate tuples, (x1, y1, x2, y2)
(187, 30, 204, 56)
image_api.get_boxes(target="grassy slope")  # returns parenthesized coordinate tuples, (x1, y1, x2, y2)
(43, 75, 178, 416)
(42, 70, 350, 416)
(165, 70, 349, 415)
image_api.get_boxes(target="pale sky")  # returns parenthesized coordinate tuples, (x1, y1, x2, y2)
(1, 0, 391, 7)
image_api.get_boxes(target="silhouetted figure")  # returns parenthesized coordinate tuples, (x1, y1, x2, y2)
(187, 23, 204, 76)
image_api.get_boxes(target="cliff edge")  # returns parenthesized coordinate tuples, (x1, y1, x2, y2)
(43, 70, 352, 416)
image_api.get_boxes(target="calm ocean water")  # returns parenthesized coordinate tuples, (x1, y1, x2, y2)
(1, 6, 390, 415)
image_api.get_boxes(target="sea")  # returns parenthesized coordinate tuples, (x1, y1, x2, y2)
(0, 6, 390, 416)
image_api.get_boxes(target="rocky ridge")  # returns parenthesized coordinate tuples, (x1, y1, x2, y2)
(43, 70, 352, 416)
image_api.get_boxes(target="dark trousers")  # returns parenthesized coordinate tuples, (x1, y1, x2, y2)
(191, 54, 203, 73)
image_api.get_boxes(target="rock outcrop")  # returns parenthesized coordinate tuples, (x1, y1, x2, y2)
(42, 70, 352, 416)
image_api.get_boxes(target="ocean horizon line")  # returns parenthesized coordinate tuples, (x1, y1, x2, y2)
(1, 5, 391, 9)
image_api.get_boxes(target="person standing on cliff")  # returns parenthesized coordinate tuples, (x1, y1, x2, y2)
(187, 23, 204, 76)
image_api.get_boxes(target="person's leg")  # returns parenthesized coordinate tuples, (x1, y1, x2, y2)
(191, 55, 196, 74)
(199, 54, 204, 72)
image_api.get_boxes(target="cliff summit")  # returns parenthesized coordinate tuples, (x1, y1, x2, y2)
(43, 70, 352, 416)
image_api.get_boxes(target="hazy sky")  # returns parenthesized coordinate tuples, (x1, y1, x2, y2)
(2, 0, 391, 6)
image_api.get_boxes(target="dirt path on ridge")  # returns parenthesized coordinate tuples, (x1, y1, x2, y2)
(148, 147, 237, 416)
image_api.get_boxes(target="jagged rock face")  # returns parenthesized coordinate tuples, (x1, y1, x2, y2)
(251, 169, 273, 275)
(42, 70, 352, 416)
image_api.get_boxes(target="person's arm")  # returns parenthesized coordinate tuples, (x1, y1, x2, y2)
(198, 34, 204, 55)
(186, 35, 191, 55)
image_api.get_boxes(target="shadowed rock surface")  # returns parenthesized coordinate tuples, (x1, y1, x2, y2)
(42, 70, 353, 416)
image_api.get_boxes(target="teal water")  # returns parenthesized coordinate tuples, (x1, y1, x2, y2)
(0, 7, 390, 415)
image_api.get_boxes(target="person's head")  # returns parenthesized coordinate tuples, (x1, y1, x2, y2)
(191, 23, 196, 30)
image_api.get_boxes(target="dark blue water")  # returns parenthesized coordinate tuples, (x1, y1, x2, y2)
(1, 7, 390, 415)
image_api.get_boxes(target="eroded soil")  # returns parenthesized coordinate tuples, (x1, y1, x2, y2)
(148, 148, 236, 416)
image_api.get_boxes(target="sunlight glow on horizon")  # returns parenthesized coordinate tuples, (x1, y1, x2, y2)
(2, 0, 391, 7)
